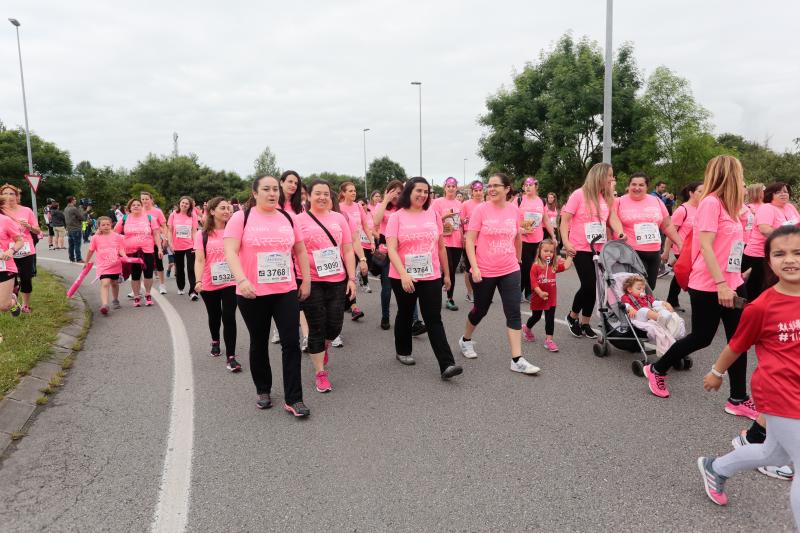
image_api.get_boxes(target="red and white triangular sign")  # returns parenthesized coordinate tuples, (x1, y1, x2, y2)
(24, 173, 42, 193)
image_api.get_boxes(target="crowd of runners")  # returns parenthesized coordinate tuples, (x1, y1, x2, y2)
(0, 154, 797, 526)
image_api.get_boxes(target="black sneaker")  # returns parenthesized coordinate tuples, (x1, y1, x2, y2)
(566, 314, 582, 338)
(256, 394, 272, 409)
(581, 324, 598, 339)
(411, 320, 427, 336)
(284, 401, 310, 418)
(190, 292, 199, 301)
(441, 365, 464, 380)
(226, 356, 242, 372)
(380, 317, 390, 330)
(210, 341, 221, 357)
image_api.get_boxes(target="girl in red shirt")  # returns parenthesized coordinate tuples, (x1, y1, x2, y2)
(698, 225, 800, 527)
(522, 239, 572, 352)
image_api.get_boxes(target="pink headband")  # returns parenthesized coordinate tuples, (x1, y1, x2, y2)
(524, 178, 538, 186)
(471, 183, 484, 191)
(445, 177, 458, 186)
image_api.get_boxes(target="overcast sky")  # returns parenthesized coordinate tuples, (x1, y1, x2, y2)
(2, 1, 799, 187)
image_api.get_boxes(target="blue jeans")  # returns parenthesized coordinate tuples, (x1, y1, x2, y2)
(380, 260, 419, 322)
(68, 229, 83, 261)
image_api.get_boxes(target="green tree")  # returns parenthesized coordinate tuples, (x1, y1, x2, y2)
(0, 126, 73, 207)
(129, 182, 167, 209)
(74, 161, 131, 213)
(253, 146, 281, 178)
(305, 172, 365, 197)
(366, 156, 406, 193)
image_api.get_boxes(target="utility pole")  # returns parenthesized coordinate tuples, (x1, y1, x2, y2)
(9, 18, 37, 216)
(173, 132, 179, 157)
(602, 0, 613, 164)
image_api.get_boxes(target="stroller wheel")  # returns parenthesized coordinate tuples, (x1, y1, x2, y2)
(674, 356, 693, 370)
(672, 359, 685, 371)
(593, 342, 609, 358)
(632, 360, 645, 377)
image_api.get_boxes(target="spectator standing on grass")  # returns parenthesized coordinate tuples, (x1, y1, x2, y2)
(64, 196, 85, 263)
(49, 202, 66, 250)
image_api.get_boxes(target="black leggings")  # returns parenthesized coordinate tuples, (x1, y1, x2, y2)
(390, 278, 455, 372)
(520, 241, 540, 298)
(526, 307, 556, 335)
(130, 252, 155, 281)
(200, 286, 237, 356)
(468, 270, 522, 330)
(237, 292, 303, 403)
(653, 287, 749, 400)
(301, 280, 347, 354)
(571, 251, 596, 318)
(636, 250, 661, 289)
(742, 254, 767, 302)
(14, 254, 36, 294)
(444, 247, 462, 299)
(666, 254, 683, 307)
(174, 249, 196, 293)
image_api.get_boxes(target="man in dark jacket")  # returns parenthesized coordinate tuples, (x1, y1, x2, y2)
(63, 196, 85, 262)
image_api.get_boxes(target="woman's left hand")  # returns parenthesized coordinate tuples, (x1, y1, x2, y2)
(443, 275, 451, 293)
(298, 279, 311, 301)
(401, 272, 415, 293)
(359, 261, 368, 277)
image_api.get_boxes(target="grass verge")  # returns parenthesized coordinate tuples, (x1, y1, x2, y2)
(0, 268, 72, 399)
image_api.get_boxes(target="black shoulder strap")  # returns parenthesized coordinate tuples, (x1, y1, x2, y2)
(243, 207, 295, 232)
(517, 196, 522, 207)
(305, 210, 337, 247)
(277, 208, 294, 227)
(121, 214, 127, 235)
(202, 230, 209, 255)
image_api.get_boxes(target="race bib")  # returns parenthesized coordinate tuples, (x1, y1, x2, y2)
(210, 261, 234, 286)
(359, 229, 370, 244)
(175, 225, 191, 239)
(524, 212, 542, 228)
(727, 240, 744, 273)
(312, 246, 344, 277)
(634, 222, 660, 245)
(549, 217, 558, 227)
(783, 219, 798, 226)
(0, 260, 6, 271)
(11, 242, 31, 258)
(405, 253, 433, 279)
(450, 213, 460, 229)
(745, 212, 754, 231)
(584, 222, 606, 245)
(257, 252, 292, 284)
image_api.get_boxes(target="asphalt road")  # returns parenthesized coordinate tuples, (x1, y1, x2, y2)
(0, 245, 794, 532)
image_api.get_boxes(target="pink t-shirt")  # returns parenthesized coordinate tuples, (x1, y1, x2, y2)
(340, 201, 372, 250)
(168, 211, 199, 251)
(432, 197, 463, 248)
(741, 203, 759, 247)
(0, 213, 21, 274)
(385, 208, 443, 281)
(459, 199, 482, 229)
(563, 188, 610, 252)
(194, 229, 235, 291)
(89, 232, 125, 276)
(517, 195, 547, 244)
(377, 205, 399, 236)
(5, 205, 38, 258)
(467, 202, 520, 278)
(114, 213, 160, 254)
(670, 203, 697, 255)
(614, 194, 669, 252)
(224, 208, 303, 296)
(546, 206, 559, 229)
(144, 206, 166, 228)
(746, 202, 800, 258)
(296, 211, 352, 283)
(689, 194, 744, 292)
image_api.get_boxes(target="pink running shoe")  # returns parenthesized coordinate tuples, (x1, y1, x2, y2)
(133, 297, 141, 308)
(20, 305, 31, 314)
(145, 294, 153, 307)
(724, 398, 759, 420)
(521, 325, 535, 342)
(100, 305, 109, 316)
(643, 364, 670, 398)
(697, 457, 728, 505)
(315, 370, 332, 393)
(543, 339, 559, 352)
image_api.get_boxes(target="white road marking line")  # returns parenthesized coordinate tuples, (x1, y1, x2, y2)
(40, 257, 195, 532)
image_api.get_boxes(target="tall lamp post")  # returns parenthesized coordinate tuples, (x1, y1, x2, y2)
(602, 0, 613, 164)
(410, 81, 422, 176)
(362, 128, 370, 199)
(8, 18, 37, 216)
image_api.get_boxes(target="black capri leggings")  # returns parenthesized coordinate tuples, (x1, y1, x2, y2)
(301, 280, 347, 354)
(526, 307, 556, 335)
(130, 252, 155, 281)
(742, 254, 766, 302)
(200, 285, 237, 357)
(14, 254, 36, 294)
(666, 254, 683, 307)
(173, 249, 196, 293)
(520, 241, 540, 298)
(571, 251, 596, 318)
(444, 247, 462, 299)
(636, 250, 661, 289)
(468, 270, 522, 330)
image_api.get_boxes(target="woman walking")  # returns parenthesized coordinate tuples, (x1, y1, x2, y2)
(224, 175, 311, 417)
(459, 181, 485, 303)
(114, 198, 162, 307)
(664, 181, 704, 310)
(517, 177, 556, 301)
(168, 196, 199, 300)
(338, 181, 371, 319)
(432, 177, 465, 311)
(194, 197, 241, 372)
(387, 177, 463, 378)
(0, 184, 42, 313)
(372, 180, 404, 330)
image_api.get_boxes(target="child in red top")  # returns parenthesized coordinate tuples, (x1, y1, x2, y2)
(522, 239, 572, 352)
(620, 274, 680, 336)
(85, 216, 126, 315)
(698, 226, 800, 527)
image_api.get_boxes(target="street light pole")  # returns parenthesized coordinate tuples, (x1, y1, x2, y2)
(602, 0, 613, 164)
(362, 128, 370, 200)
(410, 82, 422, 176)
(9, 18, 37, 216)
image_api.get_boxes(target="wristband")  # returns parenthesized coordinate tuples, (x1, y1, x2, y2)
(359, 257, 367, 262)
(710, 366, 726, 378)
(715, 280, 726, 286)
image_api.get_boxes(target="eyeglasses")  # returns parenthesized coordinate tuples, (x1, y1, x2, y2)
(486, 184, 506, 189)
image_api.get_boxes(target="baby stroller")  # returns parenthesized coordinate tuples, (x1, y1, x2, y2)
(590, 237, 692, 376)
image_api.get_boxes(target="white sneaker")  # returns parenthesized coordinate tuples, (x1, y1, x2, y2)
(459, 337, 477, 359)
(510, 357, 540, 375)
(300, 336, 308, 352)
(177, 289, 185, 295)
(271, 330, 280, 344)
(465, 294, 474, 303)
(331, 335, 343, 348)
(127, 291, 135, 299)
(732, 433, 794, 480)
(159, 285, 167, 295)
